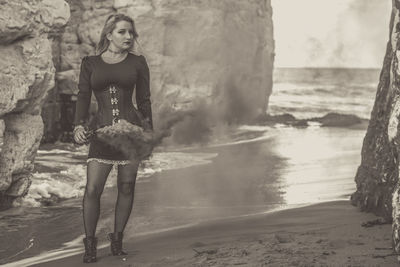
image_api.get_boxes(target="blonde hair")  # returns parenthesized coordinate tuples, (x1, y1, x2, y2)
(96, 14, 140, 55)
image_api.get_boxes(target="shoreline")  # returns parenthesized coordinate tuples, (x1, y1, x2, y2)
(12, 200, 397, 267)
(4, 200, 318, 266)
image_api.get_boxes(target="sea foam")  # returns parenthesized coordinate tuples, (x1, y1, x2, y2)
(18, 150, 218, 207)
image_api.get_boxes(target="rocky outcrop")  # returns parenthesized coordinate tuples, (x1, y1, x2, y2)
(57, 0, 274, 135)
(351, 1, 400, 256)
(0, 0, 70, 210)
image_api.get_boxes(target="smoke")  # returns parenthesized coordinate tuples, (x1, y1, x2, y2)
(152, 74, 264, 147)
(272, 0, 391, 68)
(214, 73, 262, 125)
(95, 120, 153, 161)
(94, 108, 212, 159)
(328, 0, 391, 68)
(152, 99, 215, 146)
(168, 104, 212, 145)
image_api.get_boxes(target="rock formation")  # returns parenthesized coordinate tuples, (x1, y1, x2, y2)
(351, 0, 400, 256)
(56, 0, 274, 138)
(0, 0, 70, 209)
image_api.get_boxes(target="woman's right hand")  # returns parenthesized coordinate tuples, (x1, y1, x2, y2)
(73, 125, 88, 144)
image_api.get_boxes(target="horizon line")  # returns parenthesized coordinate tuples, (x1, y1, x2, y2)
(275, 66, 381, 70)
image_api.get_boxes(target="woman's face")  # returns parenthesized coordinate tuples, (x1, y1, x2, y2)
(107, 20, 134, 51)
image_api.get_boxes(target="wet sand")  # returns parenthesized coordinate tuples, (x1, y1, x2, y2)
(28, 201, 397, 266)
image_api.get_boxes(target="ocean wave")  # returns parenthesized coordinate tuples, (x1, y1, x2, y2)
(15, 165, 88, 207)
(261, 112, 368, 129)
(17, 151, 218, 207)
(138, 152, 218, 178)
(270, 69, 377, 121)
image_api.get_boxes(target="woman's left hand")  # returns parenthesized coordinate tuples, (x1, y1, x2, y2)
(73, 125, 88, 144)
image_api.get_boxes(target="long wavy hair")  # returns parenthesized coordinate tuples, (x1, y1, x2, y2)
(96, 14, 141, 55)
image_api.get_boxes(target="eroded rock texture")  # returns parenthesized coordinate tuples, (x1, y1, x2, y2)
(351, 0, 400, 255)
(0, 0, 70, 209)
(58, 0, 274, 129)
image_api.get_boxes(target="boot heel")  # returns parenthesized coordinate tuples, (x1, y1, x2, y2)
(83, 237, 97, 263)
(108, 232, 127, 256)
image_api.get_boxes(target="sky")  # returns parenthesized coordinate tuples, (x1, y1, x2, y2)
(271, 0, 392, 68)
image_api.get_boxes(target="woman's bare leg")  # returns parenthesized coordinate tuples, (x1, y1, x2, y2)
(114, 161, 139, 233)
(83, 160, 113, 237)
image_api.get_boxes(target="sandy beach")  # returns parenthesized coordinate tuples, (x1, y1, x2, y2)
(22, 200, 396, 266)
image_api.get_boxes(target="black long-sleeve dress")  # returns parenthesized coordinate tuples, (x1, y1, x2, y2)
(74, 53, 153, 165)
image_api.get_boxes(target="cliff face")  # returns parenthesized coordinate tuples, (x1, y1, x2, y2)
(58, 0, 274, 130)
(351, 0, 400, 255)
(0, 0, 70, 209)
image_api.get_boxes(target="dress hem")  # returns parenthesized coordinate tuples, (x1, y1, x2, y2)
(87, 158, 132, 165)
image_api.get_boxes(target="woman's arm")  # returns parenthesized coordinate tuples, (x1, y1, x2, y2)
(74, 56, 92, 127)
(136, 55, 153, 130)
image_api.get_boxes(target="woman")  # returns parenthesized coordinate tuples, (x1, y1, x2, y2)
(73, 13, 153, 263)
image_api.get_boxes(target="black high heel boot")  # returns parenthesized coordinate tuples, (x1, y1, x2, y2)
(108, 232, 127, 256)
(83, 236, 97, 263)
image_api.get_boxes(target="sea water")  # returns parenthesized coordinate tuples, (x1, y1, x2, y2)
(269, 67, 380, 120)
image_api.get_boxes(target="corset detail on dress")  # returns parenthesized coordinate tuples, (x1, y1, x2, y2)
(109, 85, 120, 125)
(90, 84, 143, 130)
